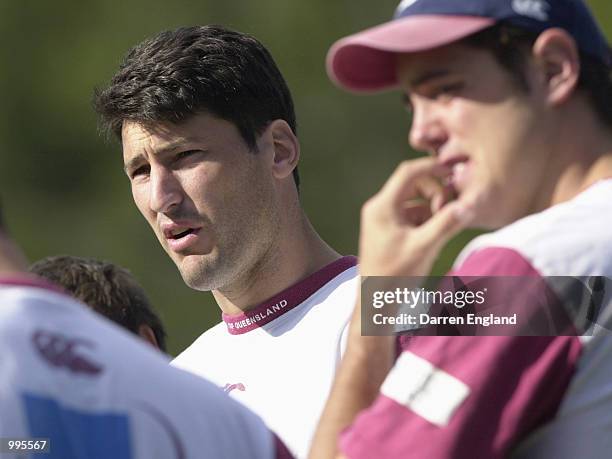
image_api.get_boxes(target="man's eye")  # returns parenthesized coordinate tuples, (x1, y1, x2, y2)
(401, 93, 413, 114)
(433, 83, 463, 99)
(176, 150, 201, 161)
(130, 165, 150, 179)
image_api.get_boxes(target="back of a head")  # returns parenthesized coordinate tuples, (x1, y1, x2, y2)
(29, 255, 167, 352)
(94, 24, 300, 188)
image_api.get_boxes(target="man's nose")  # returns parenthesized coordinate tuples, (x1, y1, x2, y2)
(408, 104, 448, 156)
(149, 167, 183, 214)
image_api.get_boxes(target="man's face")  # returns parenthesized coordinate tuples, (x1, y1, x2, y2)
(397, 42, 554, 228)
(122, 113, 279, 291)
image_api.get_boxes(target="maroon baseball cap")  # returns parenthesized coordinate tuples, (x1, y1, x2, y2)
(327, 0, 611, 93)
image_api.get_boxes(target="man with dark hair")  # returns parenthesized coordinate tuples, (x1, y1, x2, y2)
(311, 1, 612, 458)
(29, 255, 167, 352)
(94, 25, 357, 457)
(0, 206, 293, 458)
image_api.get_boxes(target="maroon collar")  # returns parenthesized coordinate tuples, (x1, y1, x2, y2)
(222, 256, 357, 335)
(0, 274, 65, 294)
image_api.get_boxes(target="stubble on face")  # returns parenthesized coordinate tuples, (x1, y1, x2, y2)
(397, 44, 550, 229)
(173, 138, 281, 295)
(178, 178, 281, 295)
(123, 114, 283, 295)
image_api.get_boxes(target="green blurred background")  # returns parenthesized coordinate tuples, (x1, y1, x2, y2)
(2, 1, 610, 356)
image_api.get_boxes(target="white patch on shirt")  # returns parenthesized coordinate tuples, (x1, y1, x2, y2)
(381, 351, 470, 427)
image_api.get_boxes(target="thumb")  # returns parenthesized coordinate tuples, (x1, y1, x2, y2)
(416, 201, 474, 253)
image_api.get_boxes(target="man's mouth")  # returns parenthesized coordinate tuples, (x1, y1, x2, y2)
(168, 228, 197, 239)
(440, 155, 471, 192)
(162, 224, 203, 252)
(453, 161, 473, 190)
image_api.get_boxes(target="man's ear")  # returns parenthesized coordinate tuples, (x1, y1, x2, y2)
(531, 28, 580, 106)
(138, 324, 160, 351)
(265, 119, 300, 180)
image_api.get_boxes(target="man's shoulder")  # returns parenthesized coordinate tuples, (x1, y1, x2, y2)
(293, 264, 359, 330)
(0, 284, 276, 458)
(455, 180, 612, 276)
(301, 257, 359, 304)
(0, 281, 174, 379)
(172, 321, 228, 365)
(311, 263, 359, 308)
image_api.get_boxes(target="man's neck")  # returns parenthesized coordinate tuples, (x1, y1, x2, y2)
(533, 102, 612, 213)
(212, 214, 341, 315)
(550, 151, 612, 206)
(550, 127, 612, 208)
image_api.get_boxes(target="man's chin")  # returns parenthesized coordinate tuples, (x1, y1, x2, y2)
(452, 185, 496, 229)
(177, 256, 224, 292)
(180, 270, 217, 292)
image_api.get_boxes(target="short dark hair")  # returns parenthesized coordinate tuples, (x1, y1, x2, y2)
(464, 24, 612, 127)
(94, 24, 300, 189)
(29, 256, 167, 352)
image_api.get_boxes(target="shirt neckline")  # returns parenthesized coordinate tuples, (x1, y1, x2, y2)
(0, 274, 65, 294)
(222, 256, 357, 335)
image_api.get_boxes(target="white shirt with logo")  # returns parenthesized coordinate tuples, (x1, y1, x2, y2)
(172, 256, 359, 458)
(0, 277, 289, 459)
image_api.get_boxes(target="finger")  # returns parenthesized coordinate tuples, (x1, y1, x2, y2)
(431, 193, 445, 213)
(405, 175, 455, 215)
(415, 200, 475, 253)
(430, 182, 456, 213)
(379, 158, 450, 207)
(415, 174, 444, 202)
(397, 175, 449, 222)
(400, 201, 431, 226)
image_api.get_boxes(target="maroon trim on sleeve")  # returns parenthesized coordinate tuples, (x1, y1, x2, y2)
(273, 433, 295, 459)
(222, 256, 357, 335)
(343, 335, 582, 458)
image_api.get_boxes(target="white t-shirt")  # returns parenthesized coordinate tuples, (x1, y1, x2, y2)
(0, 276, 291, 459)
(173, 256, 359, 458)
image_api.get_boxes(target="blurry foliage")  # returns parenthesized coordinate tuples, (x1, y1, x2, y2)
(1, 0, 610, 355)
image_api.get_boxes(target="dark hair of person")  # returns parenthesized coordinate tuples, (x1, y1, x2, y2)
(29, 256, 167, 352)
(93, 24, 300, 190)
(463, 24, 612, 127)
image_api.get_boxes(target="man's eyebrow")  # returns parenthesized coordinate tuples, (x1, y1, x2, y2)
(408, 69, 452, 88)
(123, 139, 195, 174)
(124, 154, 146, 175)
